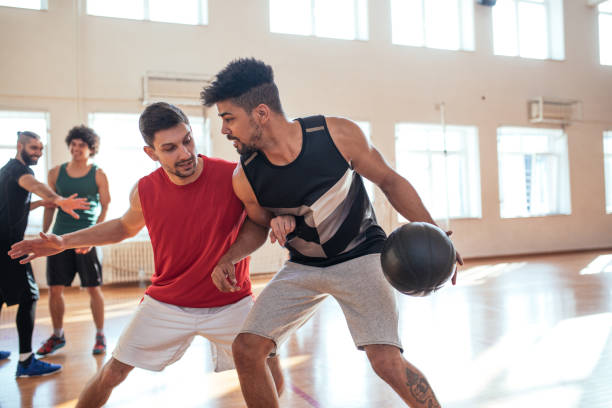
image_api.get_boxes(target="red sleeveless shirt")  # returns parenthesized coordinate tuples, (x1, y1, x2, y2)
(138, 155, 251, 307)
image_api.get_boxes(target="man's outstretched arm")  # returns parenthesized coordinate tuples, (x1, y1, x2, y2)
(9, 184, 145, 263)
(18, 173, 89, 219)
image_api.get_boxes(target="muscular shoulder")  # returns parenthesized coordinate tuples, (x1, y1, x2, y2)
(129, 183, 142, 211)
(325, 116, 369, 163)
(325, 116, 362, 136)
(231, 163, 256, 205)
(94, 167, 108, 181)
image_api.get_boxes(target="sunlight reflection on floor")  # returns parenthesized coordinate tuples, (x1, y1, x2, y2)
(580, 254, 612, 275)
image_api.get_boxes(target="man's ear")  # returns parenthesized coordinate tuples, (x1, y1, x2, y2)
(254, 104, 271, 124)
(144, 145, 158, 161)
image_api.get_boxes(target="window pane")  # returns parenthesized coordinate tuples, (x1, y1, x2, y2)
(606, 155, 612, 213)
(499, 154, 528, 217)
(271, 0, 367, 40)
(89, 113, 154, 222)
(0, 0, 43, 10)
(314, 0, 356, 40)
(149, 0, 204, 25)
(87, 0, 144, 20)
(604, 132, 612, 152)
(497, 127, 570, 218)
(397, 153, 431, 222)
(599, 13, 612, 65)
(395, 123, 480, 220)
(599, 0, 612, 13)
(391, 0, 424, 46)
(493, 0, 518, 56)
(518, 1, 548, 59)
(270, 0, 312, 36)
(425, 0, 460, 50)
(604, 132, 612, 213)
(190, 116, 211, 157)
(0, 111, 49, 233)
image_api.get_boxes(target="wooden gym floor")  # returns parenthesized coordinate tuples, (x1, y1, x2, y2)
(1, 249, 611, 407)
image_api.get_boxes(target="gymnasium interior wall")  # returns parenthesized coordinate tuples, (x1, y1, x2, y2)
(1, 0, 611, 283)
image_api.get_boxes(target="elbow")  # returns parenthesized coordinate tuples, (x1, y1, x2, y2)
(117, 220, 135, 241)
(378, 172, 399, 198)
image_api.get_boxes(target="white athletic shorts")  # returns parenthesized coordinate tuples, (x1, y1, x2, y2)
(113, 294, 254, 372)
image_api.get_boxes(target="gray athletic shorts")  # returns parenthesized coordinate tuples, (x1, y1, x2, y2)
(241, 253, 402, 354)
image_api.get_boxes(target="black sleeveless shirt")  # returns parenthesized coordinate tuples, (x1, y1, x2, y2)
(241, 115, 386, 267)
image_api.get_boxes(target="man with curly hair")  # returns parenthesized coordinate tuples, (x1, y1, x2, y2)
(202, 58, 462, 408)
(37, 125, 111, 357)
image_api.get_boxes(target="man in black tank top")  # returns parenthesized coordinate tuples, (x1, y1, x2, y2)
(203, 58, 463, 408)
(1, 131, 89, 378)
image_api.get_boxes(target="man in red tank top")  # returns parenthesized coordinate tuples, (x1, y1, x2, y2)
(9, 102, 284, 407)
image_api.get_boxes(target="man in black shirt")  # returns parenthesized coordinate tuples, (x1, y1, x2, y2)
(1, 130, 88, 377)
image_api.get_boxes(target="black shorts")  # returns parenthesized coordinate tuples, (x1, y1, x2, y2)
(0, 244, 40, 306)
(46, 248, 103, 287)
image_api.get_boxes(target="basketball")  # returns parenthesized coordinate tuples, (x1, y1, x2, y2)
(381, 222, 456, 296)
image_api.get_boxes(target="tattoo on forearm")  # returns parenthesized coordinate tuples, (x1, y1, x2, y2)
(405, 368, 441, 408)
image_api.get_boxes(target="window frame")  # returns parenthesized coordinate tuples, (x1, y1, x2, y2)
(492, 0, 565, 60)
(394, 122, 481, 222)
(269, 0, 369, 41)
(497, 126, 571, 219)
(0, 0, 47, 10)
(391, 0, 475, 51)
(86, 0, 208, 26)
(604, 131, 612, 213)
(599, 1, 612, 66)
(0, 110, 50, 234)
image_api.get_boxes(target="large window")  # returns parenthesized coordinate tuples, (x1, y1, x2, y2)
(89, 113, 210, 223)
(0, 111, 49, 233)
(87, 0, 208, 25)
(0, 0, 47, 10)
(497, 127, 570, 218)
(492, 0, 564, 60)
(604, 131, 612, 213)
(270, 0, 368, 40)
(395, 123, 481, 221)
(599, 0, 612, 65)
(391, 0, 474, 51)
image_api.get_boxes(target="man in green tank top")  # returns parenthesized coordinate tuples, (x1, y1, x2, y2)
(37, 125, 111, 357)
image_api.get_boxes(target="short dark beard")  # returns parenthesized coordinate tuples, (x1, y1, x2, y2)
(237, 144, 258, 156)
(171, 155, 197, 178)
(237, 119, 262, 156)
(20, 150, 38, 166)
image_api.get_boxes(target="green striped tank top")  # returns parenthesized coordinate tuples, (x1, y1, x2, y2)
(52, 163, 100, 235)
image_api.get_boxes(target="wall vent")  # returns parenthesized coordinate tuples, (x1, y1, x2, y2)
(143, 71, 211, 106)
(527, 97, 582, 125)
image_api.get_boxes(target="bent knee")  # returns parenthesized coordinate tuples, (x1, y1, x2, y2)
(101, 359, 133, 387)
(232, 333, 275, 362)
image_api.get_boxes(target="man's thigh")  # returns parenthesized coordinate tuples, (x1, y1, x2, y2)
(112, 295, 196, 371)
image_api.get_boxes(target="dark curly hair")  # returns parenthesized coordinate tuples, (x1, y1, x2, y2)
(65, 125, 100, 157)
(201, 58, 284, 114)
(139, 102, 190, 147)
